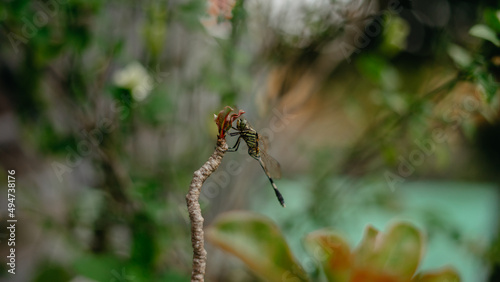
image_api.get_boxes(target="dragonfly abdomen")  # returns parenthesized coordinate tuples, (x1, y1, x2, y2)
(257, 157, 286, 207)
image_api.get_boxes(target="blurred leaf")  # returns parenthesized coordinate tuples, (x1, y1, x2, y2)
(384, 91, 408, 114)
(380, 15, 409, 56)
(304, 230, 352, 282)
(353, 225, 379, 265)
(378, 222, 423, 278)
(469, 24, 500, 46)
(381, 145, 398, 165)
(123, 264, 149, 282)
(356, 54, 400, 90)
(131, 212, 157, 271)
(33, 262, 72, 282)
(111, 87, 134, 119)
(175, 0, 205, 29)
(65, 22, 91, 52)
(473, 67, 498, 102)
(32, 121, 77, 155)
(483, 9, 500, 33)
(412, 267, 460, 282)
(355, 222, 423, 280)
(161, 271, 191, 282)
(447, 44, 473, 68)
(143, 6, 168, 59)
(139, 90, 172, 125)
(206, 211, 309, 281)
(73, 254, 123, 281)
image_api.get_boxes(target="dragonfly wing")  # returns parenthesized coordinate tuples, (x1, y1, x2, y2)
(258, 135, 269, 152)
(257, 133, 281, 179)
(260, 150, 282, 179)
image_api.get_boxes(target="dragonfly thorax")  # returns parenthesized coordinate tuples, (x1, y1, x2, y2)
(236, 118, 251, 131)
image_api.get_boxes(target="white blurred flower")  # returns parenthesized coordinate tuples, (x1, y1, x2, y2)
(112, 62, 153, 101)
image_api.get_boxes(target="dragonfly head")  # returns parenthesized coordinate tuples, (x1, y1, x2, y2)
(236, 118, 249, 130)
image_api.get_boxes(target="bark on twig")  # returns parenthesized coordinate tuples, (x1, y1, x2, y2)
(186, 137, 228, 282)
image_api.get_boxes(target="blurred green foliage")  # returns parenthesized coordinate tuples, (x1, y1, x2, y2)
(0, 0, 500, 281)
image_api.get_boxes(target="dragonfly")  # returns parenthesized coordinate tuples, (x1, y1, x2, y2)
(228, 118, 285, 207)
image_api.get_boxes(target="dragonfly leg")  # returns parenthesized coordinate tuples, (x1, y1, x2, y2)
(227, 136, 242, 152)
(229, 132, 240, 137)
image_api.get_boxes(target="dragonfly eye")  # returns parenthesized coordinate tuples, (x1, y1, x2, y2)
(237, 119, 246, 129)
(241, 119, 247, 128)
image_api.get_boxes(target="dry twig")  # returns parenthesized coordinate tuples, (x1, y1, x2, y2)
(186, 138, 227, 281)
(186, 107, 244, 281)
